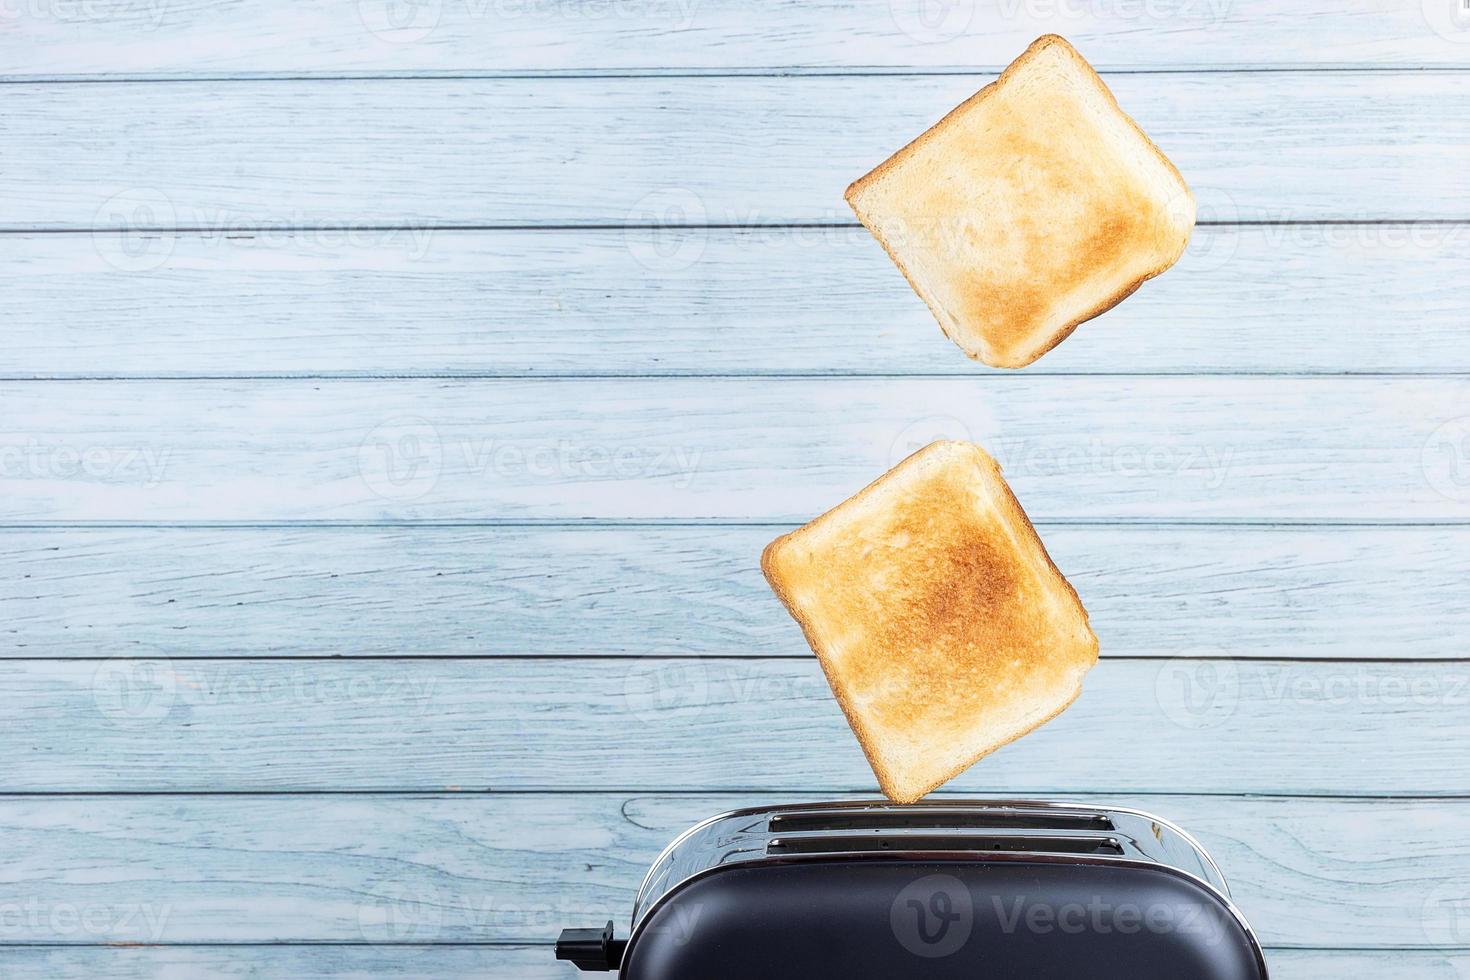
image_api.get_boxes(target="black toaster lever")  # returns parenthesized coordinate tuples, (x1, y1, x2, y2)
(556, 920, 626, 972)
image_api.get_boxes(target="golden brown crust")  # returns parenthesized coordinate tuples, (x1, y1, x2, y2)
(845, 34, 1194, 370)
(872, 683, 1085, 805)
(762, 441, 1099, 804)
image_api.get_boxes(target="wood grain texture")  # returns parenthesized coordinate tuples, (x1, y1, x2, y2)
(8, 223, 1468, 377)
(0, 793, 1462, 947)
(5, 658, 1466, 793)
(2, 377, 1467, 523)
(3, 0, 1467, 77)
(1, 946, 1463, 979)
(4, 524, 1468, 660)
(3, 4, 1466, 974)
(7, 73, 1464, 230)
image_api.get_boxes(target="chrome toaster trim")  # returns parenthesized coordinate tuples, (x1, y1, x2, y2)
(631, 799, 1236, 932)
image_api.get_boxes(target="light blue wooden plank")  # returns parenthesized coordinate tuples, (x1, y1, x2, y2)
(0, 946, 559, 978)
(3, 0, 1467, 77)
(6, 223, 1466, 377)
(1, 378, 1467, 522)
(0, 793, 1459, 946)
(4, 946, 1461, 979)
(1, 658, 1464, 793)
(1262, 951, 1470, 979)
(2, 524, 1467, 660)
(5, 73, 1464, 229)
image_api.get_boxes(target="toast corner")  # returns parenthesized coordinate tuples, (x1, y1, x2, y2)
(759, 529, 799, 595)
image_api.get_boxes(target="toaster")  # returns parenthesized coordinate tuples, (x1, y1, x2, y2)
(556, 800, 1267, 978)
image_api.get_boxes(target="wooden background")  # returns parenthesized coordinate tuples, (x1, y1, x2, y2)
(3, 1, 1469, 976)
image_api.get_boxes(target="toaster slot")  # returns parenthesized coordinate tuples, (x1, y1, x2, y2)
(769, 808, 1114, 834)
(766, 834, 1125, 856)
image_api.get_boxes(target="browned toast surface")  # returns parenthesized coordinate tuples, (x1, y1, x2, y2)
(846, 35, 1194, 368)
(762, 441, 1099, 803)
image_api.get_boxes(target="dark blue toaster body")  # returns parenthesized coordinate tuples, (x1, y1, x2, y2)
(558, 800, 1267, 979)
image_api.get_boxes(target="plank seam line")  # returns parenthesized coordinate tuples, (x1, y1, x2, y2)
(3, 655, 1465, 665)
(1, 519, 1467, 529)
(0, 790, 1464, 800)
(1, 65, 1468, 84)
(0, 941, 1460, 952)
(2, 371, 1470, 382)
(7, 219, 1468, 235)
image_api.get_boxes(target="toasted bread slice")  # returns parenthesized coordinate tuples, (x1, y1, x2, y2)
(761, 441, 1098, 803)
(846, 34, 1194, 369)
